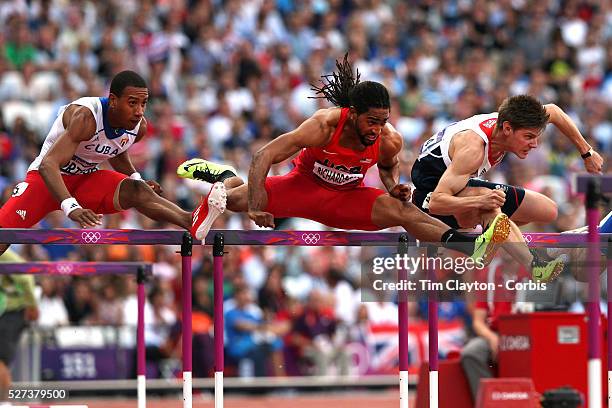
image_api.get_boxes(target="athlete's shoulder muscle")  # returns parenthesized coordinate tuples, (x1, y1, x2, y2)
(61, 105, 97, 143)
(294, 108, 339, 147)
(448, 130, 485, 160)
(448, 130, 486, 174)
(379, 123, 402, 160)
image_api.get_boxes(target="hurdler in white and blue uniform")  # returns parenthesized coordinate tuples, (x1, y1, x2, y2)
(29, 96, 141, 175)
(0, 70, 207, 251)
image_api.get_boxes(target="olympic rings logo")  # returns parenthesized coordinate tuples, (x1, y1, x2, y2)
(56, 263, 74, 275)
(524, 234, 532, 243)
(301, 233, 321, 245)
(81, 231, 101, 243)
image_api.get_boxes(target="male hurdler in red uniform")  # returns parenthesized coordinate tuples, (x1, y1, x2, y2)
(179, 55, 509, 262)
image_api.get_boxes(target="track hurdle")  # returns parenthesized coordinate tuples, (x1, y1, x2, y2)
(3, 213, 612, 407)
(421, 173, 611, 408)
(0, 230, 193, 408)
(398, 235, 410, 408)
(577, 174, 612, 408)
(0, 261, 151, 408)
(204, 228, 612, 407)
(585, 178, 602, 408)
(205, 230, 414, 408)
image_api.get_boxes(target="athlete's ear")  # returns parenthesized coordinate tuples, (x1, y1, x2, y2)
(109, 93, 118, 109)
(502, 120, 513, 136)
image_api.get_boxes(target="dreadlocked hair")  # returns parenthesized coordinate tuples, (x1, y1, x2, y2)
(310, 54, 390, 114)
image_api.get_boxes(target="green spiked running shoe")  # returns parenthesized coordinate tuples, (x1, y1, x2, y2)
(177, 159, 237, 184)
(471, 213, 511, 266)
(531, 255, 566, 283)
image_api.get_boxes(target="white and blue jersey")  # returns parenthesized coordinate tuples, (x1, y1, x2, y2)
(410, 112, 528, 229)
(28, 97, 141, 175)
(411, 113, 502, 192)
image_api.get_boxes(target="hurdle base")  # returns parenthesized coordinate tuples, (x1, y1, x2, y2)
(137, 374, 146, 408)
(429, 370, 439, 408)
(215, 371, 224, 408)
(589, 359, 602, 408)
(399, 370, 409, 408)
(183, 371, 192, 408)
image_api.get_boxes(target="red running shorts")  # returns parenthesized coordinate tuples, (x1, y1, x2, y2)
(0, 170, 127, 228)
(264, 170, 385, 231)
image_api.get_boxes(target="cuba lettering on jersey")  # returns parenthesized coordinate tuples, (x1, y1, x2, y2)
(411, 113, 502, 192)
(293, 108, 380, 190)
(28, 97, 141, 175)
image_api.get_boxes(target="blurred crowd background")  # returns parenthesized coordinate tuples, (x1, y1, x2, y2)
(0, 0, 611, 379)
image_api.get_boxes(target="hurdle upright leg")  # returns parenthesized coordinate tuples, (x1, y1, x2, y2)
(426, 245, 439, 408)
(213, 233, 225, 408)
(586, 179, 602, 408)
(136, 266, 146, 408)
(606, 238, 612, 406)
(181, 233, 194, 408)
(398, 234, 409, 408)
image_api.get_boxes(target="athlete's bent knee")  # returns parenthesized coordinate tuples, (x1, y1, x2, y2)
(542, 200, 558, 223)
(119, 179, 155, 209)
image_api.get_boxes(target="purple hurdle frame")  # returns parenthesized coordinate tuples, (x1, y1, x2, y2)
(213, 234, 225, 408)
(586, 179, 602, 408)
(3, 225, 612, 407)
(0, 229, 193, 408)
(397, 234, 410, 408)
(608, 237, 612, 407)
(0, 262, 151, 408)
(180, 233, 193, 408)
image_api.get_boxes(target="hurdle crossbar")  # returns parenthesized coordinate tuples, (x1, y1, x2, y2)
(0, 261, 150, 408)
(0, 230, 195, 408)
(1, 228, 610, 247)
(575, 174, 612, 193)
(0, 262, 152, 275)
(3, 227, 611, 407)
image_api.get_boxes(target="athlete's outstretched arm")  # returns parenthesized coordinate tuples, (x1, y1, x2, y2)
(39, 105, 102, 227)
(544, 103, 603, 173)
(377, 127, 411, 201)
(247, 109, 333, 227)
(428, 132, 504, 215)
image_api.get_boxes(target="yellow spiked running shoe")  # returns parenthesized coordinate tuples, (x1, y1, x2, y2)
(531, 256, 566, 283)
(471, 213, 511, 266)
(178, 158, 237, 184)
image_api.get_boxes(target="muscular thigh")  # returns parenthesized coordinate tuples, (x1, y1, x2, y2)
(509, 188, 557, 224)
(464, 179, 525, 218)
(69, 170, 127, 214)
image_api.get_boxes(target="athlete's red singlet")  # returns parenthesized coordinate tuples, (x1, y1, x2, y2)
(292, 108, 381, 190)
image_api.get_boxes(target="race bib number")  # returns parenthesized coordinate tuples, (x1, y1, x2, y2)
(313, 162, 363, 186)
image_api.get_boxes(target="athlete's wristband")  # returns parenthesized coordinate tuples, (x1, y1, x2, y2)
(61, 197, 82, 217)
(581, 148, 594, 159)
(129, 172, 143, 180)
